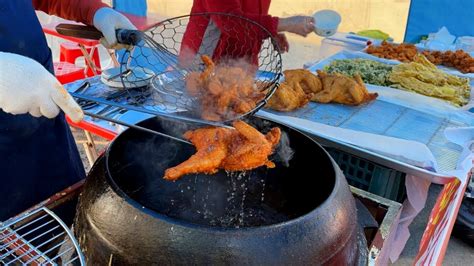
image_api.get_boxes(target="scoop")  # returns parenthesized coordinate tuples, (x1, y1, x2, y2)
(313, 10, 341, 37)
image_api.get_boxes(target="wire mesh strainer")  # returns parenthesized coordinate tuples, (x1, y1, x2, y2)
(57, 12, 283, 125)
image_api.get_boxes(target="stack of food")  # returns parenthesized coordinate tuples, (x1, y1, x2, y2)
(367, 41, 474, 73)
(185, 55, 266, 121)
(324, 58, 393, 86)
(265, 69, 378, 111)
(421, 50, 474, 73)
(366, 41, 418, 62)
(389, 54, 471, 106)
(321, 55, 470, 107)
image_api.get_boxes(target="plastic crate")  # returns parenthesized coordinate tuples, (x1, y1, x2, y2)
(326, 147, 406, 203)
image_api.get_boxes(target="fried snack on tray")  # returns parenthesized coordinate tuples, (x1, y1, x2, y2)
(265, 69, 321, 111)
(185, 55, 266, 121)
(389, 54, 471, 106)
(164, 121, 281, 181)
(366, 41, 418, 62)
(313, 71, 378, 105)
(367, 41, 474, 73)
(421, 50, 474, 73)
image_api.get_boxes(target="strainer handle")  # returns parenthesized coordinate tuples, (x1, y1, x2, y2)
(56, 23, 143, 45)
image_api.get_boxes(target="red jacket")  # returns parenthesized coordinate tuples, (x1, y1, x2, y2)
(33, 0, 108, 24)
(180, 0, 279, 65)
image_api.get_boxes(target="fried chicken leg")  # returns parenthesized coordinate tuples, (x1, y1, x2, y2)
(163, 121, 281, 181)
(163, 127, 232, 181)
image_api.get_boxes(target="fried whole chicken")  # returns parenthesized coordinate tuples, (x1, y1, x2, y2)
(164, 121, 281, 181)
(313, 70, 378, 105)
(185, 56, 265, 121)
(265, 69, 322, 111)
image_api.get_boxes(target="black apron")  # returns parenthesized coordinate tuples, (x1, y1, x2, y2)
(0, 0, 85, 220)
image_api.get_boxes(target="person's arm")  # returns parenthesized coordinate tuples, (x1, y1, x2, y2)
(202, 0, 279, 37)
(33, 0, 136, 49)
(32, 0, 108, 25)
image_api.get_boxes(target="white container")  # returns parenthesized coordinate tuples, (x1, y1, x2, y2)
(318, 32, 375, 59)
(313, 10, 341, 37)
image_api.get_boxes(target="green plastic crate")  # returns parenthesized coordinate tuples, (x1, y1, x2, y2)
(326, 147, 406, 203)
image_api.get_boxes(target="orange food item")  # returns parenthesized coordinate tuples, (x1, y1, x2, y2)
(366, 41, 418, 63)
(367, 41, 474, 73)
(421, 50, 474, 73)
(185, 56, 265, 121)
(163, 121, 281, 181)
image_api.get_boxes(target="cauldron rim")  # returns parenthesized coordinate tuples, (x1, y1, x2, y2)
(104, 117, 340, 232)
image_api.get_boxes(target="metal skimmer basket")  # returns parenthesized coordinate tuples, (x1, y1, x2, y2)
(0, 207, 85, 265)
(118, 12, 283, 123)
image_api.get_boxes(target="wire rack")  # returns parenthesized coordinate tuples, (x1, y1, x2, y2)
(0, 207, 85, 265)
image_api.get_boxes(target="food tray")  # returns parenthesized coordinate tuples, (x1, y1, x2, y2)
(308, 50, 474, 113)
(260, 78, 474, 180)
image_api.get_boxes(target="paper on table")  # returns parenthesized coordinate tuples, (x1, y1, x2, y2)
(416, 27, 456, 51)
(257, 110, 439, 172)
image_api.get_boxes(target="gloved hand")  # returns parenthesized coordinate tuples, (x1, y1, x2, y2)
(0, 52, 84, 122)
(93, 7, 137, 50)
(278, 16, 315, 37)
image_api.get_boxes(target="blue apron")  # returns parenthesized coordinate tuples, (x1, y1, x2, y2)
(0, 0, 85, 221)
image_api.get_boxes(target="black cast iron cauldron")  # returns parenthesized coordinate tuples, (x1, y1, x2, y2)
(74, 116, 363, 265)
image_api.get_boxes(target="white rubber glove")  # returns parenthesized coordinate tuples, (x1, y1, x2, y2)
(0, 52, 84, 122)
(93, 7, 137, 50)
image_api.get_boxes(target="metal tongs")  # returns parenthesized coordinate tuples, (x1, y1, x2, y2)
(71, 82, 192, 145)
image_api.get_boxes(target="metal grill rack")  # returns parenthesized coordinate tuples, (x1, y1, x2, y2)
(0, 207, 85, 265)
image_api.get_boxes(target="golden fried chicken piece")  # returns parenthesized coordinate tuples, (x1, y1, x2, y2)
(314, 71, 378, 105)
(164, 127, 232, 181)
(265, 69, 321, 111)
(283, 69, 322, 95)
(222, 121, 281, 171)
(265, 83, 311, 111)
(185, 55, 264, 121)
(163, 121, 281, 181)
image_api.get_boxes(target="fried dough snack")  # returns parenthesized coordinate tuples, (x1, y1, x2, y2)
(422, 50, 474, 73)
(164, 121, 281, 181)
(389, 54, 470, 106)
(265, 69, 321, 111)
(366, 41, 418, 62)
(313, 71, 378, 105)
(185, 56, 265, 121)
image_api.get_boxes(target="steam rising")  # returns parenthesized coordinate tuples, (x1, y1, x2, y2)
(275, 131, 294, 167)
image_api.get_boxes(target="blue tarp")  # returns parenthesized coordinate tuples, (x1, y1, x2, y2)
(113, 0, 148, 17)
(404, 0, 474, 43)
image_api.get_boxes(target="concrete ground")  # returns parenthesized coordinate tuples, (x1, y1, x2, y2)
(68, 33, 473, 265)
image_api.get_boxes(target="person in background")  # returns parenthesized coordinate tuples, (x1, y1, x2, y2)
(0, 0, 135, 221)
(180, 0, 315, 65)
